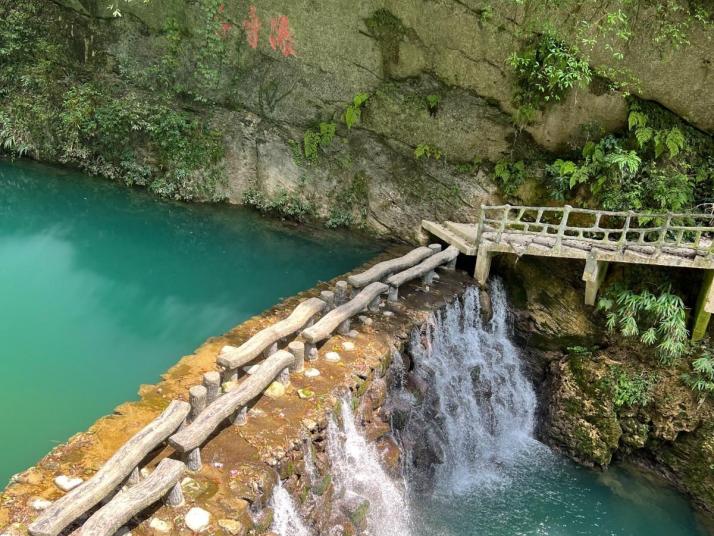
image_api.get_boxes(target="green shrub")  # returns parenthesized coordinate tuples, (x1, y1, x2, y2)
(243, 188, 314, 222)
(597, 283, 688, 363)
(508, 33, 592, 112)
(605, 366, 656, 408)
(494, 160, 526, 196)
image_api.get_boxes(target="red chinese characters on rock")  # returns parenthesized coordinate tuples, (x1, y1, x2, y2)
(269, 15, 296, 57)
(242, 5, 262, 49)
(241, 5, 296, 57)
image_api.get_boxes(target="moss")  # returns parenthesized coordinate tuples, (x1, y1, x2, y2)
(349, 500, 370, 529)
(312, 474, 332, 496)
(365, 9, 407, 75)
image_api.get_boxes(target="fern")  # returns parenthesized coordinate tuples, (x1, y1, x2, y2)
(597, 284, 689, 363)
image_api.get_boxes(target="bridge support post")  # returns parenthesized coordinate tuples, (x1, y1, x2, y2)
(474, 244, 494, 286)
(582, 255, 609, 306)
(692, 270, 714, 341)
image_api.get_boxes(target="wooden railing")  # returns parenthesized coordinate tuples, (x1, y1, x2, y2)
(26, 244, 460, 536)
(476, 204, 714, 257)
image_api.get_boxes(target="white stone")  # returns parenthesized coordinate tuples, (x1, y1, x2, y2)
(304, 368, 320, 378)
(54, 475, 83, 492)
(149, 518, 172, 533)
(265, 381, 286, 398)
(29, 497, 52, 511)
(325, 352, 341, 362)
(383, 311, 395, 317)
(342, 341, 355, 351)
(347, 329, 360, 338)
(185, 507, 211, 533)
(361, 316, 373, 326)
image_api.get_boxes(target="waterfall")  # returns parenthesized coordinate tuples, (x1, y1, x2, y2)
(327, 399, 413, 535)
(405, 280, 538, 494)
(271, 481, 313, 536)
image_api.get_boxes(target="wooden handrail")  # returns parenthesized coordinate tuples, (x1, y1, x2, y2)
(346, 246, 436, 289)
(29, 400, 191, 536)
(169, 350, 295, 453)
(73, 459, 186, 536)
(477, 204, 714, 256)
(302, 282, 388, 344)
(217, 297, 325, 373)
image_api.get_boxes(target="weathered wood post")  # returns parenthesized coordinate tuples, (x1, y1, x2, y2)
(288, 341, 305, 373)
(555, 205, 572, 251)
(693, 270, 714, 341)
(582, 254, 609, 306)
(369, 295, 381, 311)
(474, 243, 494, 286)
(232, 407, 248, 426)
(338, 317, 351, 335)
(321, 290, 335, 312)
(304, 341, 318, 362)
(335, 281, 350, 305)
(203, 371, 221, 404)
(388, 285, 399, 302)
(186, 385, 207, 471)
(165, 479, 184, 507)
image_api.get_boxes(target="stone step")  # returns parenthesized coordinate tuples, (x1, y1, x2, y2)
(421, 220, 477, 256)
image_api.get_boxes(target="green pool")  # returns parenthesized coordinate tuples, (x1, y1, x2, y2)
(0, 159, 380, 486)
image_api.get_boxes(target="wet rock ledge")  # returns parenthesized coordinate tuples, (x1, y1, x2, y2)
(0, 246, 473, 535)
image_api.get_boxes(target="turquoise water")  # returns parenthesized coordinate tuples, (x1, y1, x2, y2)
(0, 160, 380, 487)
(415, 441, 712, 536)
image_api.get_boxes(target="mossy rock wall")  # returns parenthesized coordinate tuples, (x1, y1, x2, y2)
(8, 0, 714, 239)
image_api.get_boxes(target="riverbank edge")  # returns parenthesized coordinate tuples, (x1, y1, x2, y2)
(0, 246, 474, 535)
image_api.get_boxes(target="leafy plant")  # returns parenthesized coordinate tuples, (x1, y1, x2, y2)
(414, 144, 443, 160)
(243, 188, 314, 222)
(597, 284, 689, 363)
(683, 352, 714, 396)
(508, 33, 592, 112)
(344, 93, 369, 129)
(494, 160, 526, 196)
(302, 122, 336, 162)
(425, 94, 440, 116)
(605, 366, 656, 408)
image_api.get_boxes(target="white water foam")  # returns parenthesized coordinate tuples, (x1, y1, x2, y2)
(327, 398, 413, 536)
(271, 480, 313, 536)
(408, 280, 538, 494)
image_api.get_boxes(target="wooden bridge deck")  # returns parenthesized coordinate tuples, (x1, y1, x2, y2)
(423, 204, 714, 340)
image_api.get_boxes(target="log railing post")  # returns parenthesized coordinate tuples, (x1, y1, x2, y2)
(288, 341, 305, 373)
(165, 481, 184, 507)
(335, 281, 350, 306)
(496, 205, 511, 243)
(618, 211, 633, 252)
(474, 206, 486, 246)
(555, 205, 571, 250)
(656, 213, 673, 254)
(186, 386, 207, 471)
(203, 372, 221, 404)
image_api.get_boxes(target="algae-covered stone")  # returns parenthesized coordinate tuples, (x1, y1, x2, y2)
(217, 518, 245, 535)
(265, 381, 286, 398)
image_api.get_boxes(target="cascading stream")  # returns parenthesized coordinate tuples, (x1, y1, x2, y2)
(270, 481, 313, 536)
(405, 280, 538, 493)
(326, 399, 413, 535)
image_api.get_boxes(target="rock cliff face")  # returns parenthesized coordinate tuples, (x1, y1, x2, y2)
(41, 0, 714, 241)
(498, 256, 714, 513)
